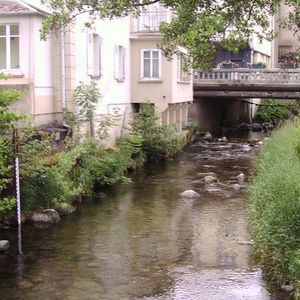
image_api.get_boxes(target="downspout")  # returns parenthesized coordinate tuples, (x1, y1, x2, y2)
(60, 27, 70, 129)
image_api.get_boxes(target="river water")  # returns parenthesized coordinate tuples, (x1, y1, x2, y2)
(0, 133, 288, 300)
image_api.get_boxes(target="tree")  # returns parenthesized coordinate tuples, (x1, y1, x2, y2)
(73, 81, 100, 137)
(41, 0, 300, 69)
(0, 74, 24, 212)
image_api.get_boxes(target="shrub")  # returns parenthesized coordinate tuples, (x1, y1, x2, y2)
(131, 103, 181, 161)
(254, 99, 299, 125)
(0, 79, 24, 213)
(21, 165, 66, 211)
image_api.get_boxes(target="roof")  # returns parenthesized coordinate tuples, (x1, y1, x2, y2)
(0, 0, 49, 16)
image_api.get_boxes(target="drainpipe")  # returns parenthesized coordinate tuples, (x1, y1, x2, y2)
(60, 27, 70, 129)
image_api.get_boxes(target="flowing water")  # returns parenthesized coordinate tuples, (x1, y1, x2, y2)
(0, 133, 289, 300)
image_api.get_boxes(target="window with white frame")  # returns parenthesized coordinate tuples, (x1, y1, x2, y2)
(87, 32, 102, 77)
(177, 53, 190, 82)
(114, 45, 125, 81)
(0, 24, 20, 70)
(141, 49, 161, 79)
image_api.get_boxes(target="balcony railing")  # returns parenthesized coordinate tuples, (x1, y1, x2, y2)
(133, 11, 171, 32)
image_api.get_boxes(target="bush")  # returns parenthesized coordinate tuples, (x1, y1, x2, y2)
(21, 165, 66, 211)
(0, 81, 24, 213)
(248, 123, 300, 297)
(131, 103, 181, 161)
(254, 99, 299, 125)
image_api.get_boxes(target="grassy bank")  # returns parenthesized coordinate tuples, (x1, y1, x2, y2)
(248, 122, 300, 298)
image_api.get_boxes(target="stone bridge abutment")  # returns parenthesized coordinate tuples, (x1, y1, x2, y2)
(194, 98, 258, 131)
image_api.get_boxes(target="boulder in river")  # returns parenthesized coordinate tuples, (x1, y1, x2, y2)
(0, 240, 10, 252)
(241, 144, 252, 152)
(31, 209, 61, 223)
(236, 173, 245, 184)
(204, 175, 217, 185)
(203, 132, 213, 141)
(180, 190, 200, 198)
(55, 203, 76, 216)
(218, 137, 227, 142)
(281, 285, 294, 292)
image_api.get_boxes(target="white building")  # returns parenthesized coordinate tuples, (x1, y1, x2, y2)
(0, 0, 56, 126)
(0, 0, 194, 147)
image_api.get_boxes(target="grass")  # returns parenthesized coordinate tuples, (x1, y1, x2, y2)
(248, 122, 300, 298)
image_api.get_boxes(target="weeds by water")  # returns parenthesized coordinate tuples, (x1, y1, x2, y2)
(248, 122, 300, 298)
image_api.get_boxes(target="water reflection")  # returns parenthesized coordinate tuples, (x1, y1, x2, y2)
(0, 134, 284, 299)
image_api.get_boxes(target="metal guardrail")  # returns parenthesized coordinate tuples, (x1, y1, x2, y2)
(193, 68, 300, 83)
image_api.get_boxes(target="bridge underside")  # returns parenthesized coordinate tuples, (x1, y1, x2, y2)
(194, 98, 259, 131)
(194, 91, 300, 99)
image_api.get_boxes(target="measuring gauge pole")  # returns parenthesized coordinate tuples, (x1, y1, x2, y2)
(13, 128, 23, 255)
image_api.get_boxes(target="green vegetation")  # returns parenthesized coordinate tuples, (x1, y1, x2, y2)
(0, 78, 24, 213)
(41, 0, 300, 69)
(0, 83, 182, 215)
(131, 103, 181, 161)
(248, 123, 300, 298)
(254, 99, 299, 125)
(73, 81, 100, 137)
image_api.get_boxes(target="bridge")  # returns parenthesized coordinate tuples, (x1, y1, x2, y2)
(192, 68, 300, 130)
(193, 68, 300, 99)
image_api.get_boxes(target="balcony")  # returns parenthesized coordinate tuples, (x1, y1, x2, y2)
(132, 11, 171, 32)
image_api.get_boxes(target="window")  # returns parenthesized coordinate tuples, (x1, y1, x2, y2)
(141, 49, 161, 80)
(177, 53, 190, 82)
(114, 45, 125, 81)
(87, 33, 102, 77)
(0, 24, 20, 70)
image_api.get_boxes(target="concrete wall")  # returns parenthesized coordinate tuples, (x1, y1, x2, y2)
(130, 37, 193, 132)
(71, 15, 133, 147)
(130, 38, 171, 113)
(271, 4, 299, 67)
(0, 14, 56, 126)
(195, 98, 255, 131)
(74, 16, 132, 114)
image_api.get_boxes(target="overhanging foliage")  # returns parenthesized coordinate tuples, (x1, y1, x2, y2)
(40, 0, 300, 69)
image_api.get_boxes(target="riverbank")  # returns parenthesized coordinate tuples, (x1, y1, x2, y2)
(0, 131, 277, 300)
(0, 117, 196, 226)
(248, 121, 300, 299)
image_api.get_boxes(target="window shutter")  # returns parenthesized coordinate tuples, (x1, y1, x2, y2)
(99, 36, 103, 77)
(87, 32, 93, 76)
(114, 45, 119, 80)
(121, 46, 125, 80)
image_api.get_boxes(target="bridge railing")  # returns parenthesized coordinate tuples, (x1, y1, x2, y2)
(193, 68, 300, 83)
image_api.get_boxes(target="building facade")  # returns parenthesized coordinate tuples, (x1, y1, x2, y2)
(0, 0, 56, 127)
(0, 0, 193, 147)
(271, 3, 299, 68)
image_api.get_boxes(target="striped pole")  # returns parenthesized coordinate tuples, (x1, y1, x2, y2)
(13, 129, 23, 255)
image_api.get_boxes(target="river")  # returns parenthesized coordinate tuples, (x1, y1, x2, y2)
(0, 132, 289, 300)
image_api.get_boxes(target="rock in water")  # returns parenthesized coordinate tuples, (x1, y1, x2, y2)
(203, 132, 212, 141)
(180, 190, 200, 198)
(281, 285, 294, 292)
(204, 175, 217, 185)
(55, 203, 76, 216)
(31, 209, 61, 223)
(0, 240, 10, 252)
(218, 137, 227, 142)
(236, 173, 245, 184)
